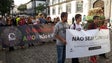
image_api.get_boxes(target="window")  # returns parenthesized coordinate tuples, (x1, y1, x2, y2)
(66, 0, 71, 1)
(52, 0, 56, 4)
(58, 5, 63, 14)
(58, 0, 65, 3)
(52, 7, 56, 15)
(58, 0, 61, 3)
(76, 1, 83, 12)
(66, 3, 71, 13)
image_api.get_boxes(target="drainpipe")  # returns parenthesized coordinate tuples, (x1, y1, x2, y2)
(109, 0, 111, 19)
(108, 0, 111, 28)
(108, 0, 111, 24)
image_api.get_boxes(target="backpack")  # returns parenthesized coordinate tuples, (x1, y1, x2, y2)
(73, 23, 76, 29)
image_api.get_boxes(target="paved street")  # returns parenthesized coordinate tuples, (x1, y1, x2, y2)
(0, 30, 112, 63)
(0, 42, 71, 63)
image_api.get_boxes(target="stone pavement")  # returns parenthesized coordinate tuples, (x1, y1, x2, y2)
(0, 42, 71, 63)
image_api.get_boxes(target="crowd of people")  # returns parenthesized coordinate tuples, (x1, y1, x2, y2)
(0, 13, 60, 26)
(0, 13, 60, 51)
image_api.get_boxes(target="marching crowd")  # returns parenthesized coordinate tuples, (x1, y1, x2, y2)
(0, 13, 60, 26)
(0, 13, 60, 51)
(0, 11, 111, 63)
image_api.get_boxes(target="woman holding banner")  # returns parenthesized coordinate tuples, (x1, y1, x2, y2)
(87, 16, 100, 63)
(70, 14, 82, 63)
(99, 19, 109, 59)
(87, 16, 109, 63)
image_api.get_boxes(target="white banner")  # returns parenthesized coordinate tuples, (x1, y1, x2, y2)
(66, 29, 110, 58)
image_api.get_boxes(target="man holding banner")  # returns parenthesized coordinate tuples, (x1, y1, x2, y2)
(70, 14, 83, 63)
(53, 12, 69, 63)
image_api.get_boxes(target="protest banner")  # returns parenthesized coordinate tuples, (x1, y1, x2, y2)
(66, 29, 110, 58)
(0, 24, 54, 46)
(18, 24, 54, 43)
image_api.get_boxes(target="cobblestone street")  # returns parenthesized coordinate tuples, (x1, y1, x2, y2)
(0, 42, 72, 63)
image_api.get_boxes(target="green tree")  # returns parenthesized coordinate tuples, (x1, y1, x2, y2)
(17, 4, 27, 13)
(0, 0, 14, 16)
(36, 3, 45, 13)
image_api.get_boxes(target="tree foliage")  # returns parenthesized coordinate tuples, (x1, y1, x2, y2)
(36, 3, 46, 13)
(0, 0, 14, 16)
(17, 4, 27, 12)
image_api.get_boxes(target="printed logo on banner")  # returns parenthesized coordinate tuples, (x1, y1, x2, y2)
(0, 26, 22, 46)
(8, 33, 16, 41)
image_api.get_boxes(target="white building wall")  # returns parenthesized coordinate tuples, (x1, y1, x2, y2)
(49, 0, 52, 5)
(50, 0, 89, 24)
(83, 0, 89, 16)
(50, 1, 77, 23)
(67, 1, 76, 24)
(36, 1, 45, 7)
(55, 5, 59, 17)
(71, 1, 76, 16)
(109, 0, 112, 23)
(62, 3, 66, 12)
(50, 6, 55, 18)
(13, 5, 19, 14)
(104, 0, 111, 19)
(27, 2, 32, 9)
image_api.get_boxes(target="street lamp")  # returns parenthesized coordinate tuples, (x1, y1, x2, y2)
(44, 2, 49, 15)
(11, 5, 15, 17)
(32, 0, 36, 16)
(11, 1, 15, 17)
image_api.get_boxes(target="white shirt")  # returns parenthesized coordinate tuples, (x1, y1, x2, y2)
(70, 23, 83, 30)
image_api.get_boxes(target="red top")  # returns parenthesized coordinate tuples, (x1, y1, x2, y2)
(88, 23, 98, 30)
(100, 25, 108, 29)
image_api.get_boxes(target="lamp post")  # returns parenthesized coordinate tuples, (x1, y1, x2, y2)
(44, 2, 49, 15)
(11, 1, 15, 17)
(32, 0, 36, 16)
(11, 5, 14, 17)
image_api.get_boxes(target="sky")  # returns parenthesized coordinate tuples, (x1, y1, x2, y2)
(14, 0, 30, 6)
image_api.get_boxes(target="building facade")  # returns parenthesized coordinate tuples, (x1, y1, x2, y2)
(49, 0, 112, 24)
(26, 0, 46, 16)
(10, 5, 19, 15)
(49, 0, 89, 24)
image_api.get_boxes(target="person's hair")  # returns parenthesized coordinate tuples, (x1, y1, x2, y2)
(75, 14, 81, 21)
(38, 13, 43, 17)
(101, 20, 105, 25)
(61, 12, 68, 19)
(93, 16, 99, 20)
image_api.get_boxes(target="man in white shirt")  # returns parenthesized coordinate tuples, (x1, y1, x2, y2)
(70, 14, 82, 63)
(70, 14, 82, 31)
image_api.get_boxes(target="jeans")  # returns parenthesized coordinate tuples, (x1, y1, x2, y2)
(99, 53, 107, 58)
(72, 58, 79, 63)
(57, 45, 66, 63)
